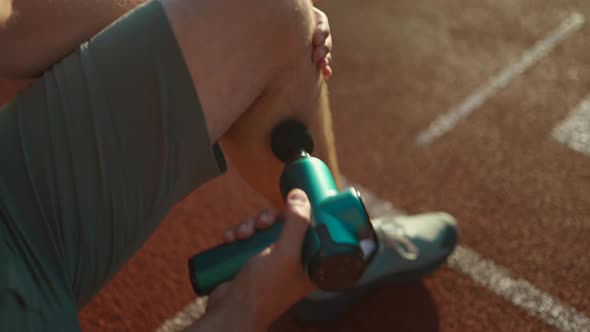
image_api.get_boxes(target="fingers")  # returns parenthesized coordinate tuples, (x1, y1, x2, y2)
(313, 28, 330, 47)
(256, 208, 279, 229)
(224, 208, 279, 243)
(312, 9, 331, 51)
(314, 47, 332, 79)
(224, 217, 251, 242)
(276, 189, 312, 253)
(319, 53, 333, 78)
(312, 7, 332, 77)
(312, 43, 331, 63)
(236, 217, 255, 240)
(318, 53, 331, 67)
(322, 65, 333, 79)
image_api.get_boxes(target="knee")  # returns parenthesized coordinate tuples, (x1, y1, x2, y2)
(274, 0, 316, 45)
(243, 0, 315, 63)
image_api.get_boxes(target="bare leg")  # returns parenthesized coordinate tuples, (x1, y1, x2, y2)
(221, 71, 341, 207)
(2, 0, 340, 208)
(162, 0, 341, 207)
(0, 0, 144, 77)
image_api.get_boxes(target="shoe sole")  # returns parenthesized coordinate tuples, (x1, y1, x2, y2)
(289, 255, 450, 322)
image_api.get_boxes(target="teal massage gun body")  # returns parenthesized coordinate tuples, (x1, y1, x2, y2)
(189, 121, 378, 295)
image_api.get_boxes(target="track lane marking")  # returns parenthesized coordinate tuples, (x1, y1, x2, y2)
(416, 13, 585, 145)
(552, 95, 590, 156)
(155, 179, 590, 332)
(155, 298, 208, 332)
(353, 181, 590, 332)
(450, 246, 590, 332)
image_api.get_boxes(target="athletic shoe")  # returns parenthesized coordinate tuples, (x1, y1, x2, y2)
(289, 212, 458, 322)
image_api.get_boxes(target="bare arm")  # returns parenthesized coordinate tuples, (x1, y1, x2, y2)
(181, 306, 250, 332)
(181, 305, 261, 332)
(0, 0, 143, 78)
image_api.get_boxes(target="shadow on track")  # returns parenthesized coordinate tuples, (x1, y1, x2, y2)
(272, 281, 439, 332)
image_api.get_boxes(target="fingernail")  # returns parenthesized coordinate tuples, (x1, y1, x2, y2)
(260, 209, 276, 223)
(313, 48, 326, 63)
(289, 191, 307, 203)
(240, 222, 252, 233)
(313, 34, 323, 46)
(224, 230, 234, 242)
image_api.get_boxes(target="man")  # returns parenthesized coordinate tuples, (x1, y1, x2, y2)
(0, 0, 457, 330)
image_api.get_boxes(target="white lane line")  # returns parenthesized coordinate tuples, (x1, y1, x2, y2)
(416, 13, 585, 145)
(552, 95, 590, 156)
(155, 298, 208, 332)
(450, 247, 590, 332)
(357, 182, 590, 332)
(355, 181, 590, 332)
(155, 179, 590, 332)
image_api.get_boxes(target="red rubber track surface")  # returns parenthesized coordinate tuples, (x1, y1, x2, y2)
(1, 0, 588, 330)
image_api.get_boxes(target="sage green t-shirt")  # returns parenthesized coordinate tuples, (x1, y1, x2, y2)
(0, 1, 226, 330)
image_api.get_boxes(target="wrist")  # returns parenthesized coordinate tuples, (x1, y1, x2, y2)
(224, 305, 268, 332)
(186, 300, 261, 332)
(225, 290, 270, 332)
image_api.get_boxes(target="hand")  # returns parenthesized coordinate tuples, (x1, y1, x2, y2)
(311, 4, 333, 78)
(221, 206, 280, 244)
(204, 189, 315, 332)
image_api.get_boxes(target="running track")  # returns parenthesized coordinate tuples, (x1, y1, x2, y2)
(1, 0, 589, 331)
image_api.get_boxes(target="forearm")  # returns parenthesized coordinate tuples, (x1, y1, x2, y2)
(0, 0, 144, 78)
(182, 304, 260, 332)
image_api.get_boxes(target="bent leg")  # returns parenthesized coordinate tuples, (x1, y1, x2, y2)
(221, 60, 341, 207)
(0, 0, 341, 314)
(162, 0, 342, 206)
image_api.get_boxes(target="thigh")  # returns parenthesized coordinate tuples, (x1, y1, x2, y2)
(161, 0, 317, 142)
(219, 45, 341, 207)
(164, 0, 340, 206)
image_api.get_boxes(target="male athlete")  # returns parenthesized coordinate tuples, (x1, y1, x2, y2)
(0, 0, 458, 330)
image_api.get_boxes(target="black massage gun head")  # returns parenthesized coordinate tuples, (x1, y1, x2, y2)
(271, 119, 314, 163)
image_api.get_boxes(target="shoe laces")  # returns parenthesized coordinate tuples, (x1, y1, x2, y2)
(373, 216, 419, 260)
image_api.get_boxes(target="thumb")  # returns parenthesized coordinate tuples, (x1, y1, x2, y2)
(207, 281, 231, 308)
(276, 189, 312, 254)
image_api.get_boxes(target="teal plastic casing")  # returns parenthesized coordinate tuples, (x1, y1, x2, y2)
(188, 152, 377, 295)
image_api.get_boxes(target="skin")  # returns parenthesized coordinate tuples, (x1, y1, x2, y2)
(189, 189, 316, 332)
(0, 0, 11, 26)
(0, 0, 339, 330)
(0, 1, 331, 79)
(0, 0, 340, 206)
(159, 2, 341, 329)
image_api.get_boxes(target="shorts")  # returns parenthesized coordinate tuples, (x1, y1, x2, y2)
(0, 1, 226, 330)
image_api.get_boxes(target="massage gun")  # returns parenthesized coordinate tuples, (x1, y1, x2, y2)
(188, 120, 378, 295)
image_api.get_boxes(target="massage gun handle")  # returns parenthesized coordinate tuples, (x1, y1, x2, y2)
(188, 220, 284, 295)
